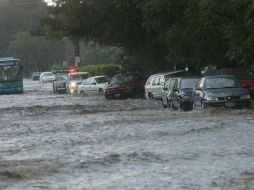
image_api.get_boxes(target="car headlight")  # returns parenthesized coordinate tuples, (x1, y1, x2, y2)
(240, 95, 251, 100)
(70, 82, 77, 88)
(206, 96, 218, 101)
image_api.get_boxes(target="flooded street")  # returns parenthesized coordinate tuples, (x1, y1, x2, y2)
(0, 79, 254, 190)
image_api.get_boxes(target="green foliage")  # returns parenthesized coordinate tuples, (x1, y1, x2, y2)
(42, 0, 254, 72)
(0, 0, 48, 55)
(77, 64, 120, 77)
(8, 31, 65, 74)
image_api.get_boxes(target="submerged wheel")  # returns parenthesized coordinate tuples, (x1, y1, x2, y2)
(201, 101, 207, 109)
(148, 93, 154, 100)
(176, 100, 181, 110)
(98, 89, 103, 95)
(161, 98, 167, 108)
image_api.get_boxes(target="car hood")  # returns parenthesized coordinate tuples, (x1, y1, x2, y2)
(204, 87, 248, 96)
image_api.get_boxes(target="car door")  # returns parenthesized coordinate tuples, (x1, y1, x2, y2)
(193, 78, 204, 106)
(152, 76, 162, 98)
(161, 80, 171, 104)
(171, 79, 180, 107)
(89, 78, 99, 94)
(82, 78, 91, 94)
(168, 79, 177, 103)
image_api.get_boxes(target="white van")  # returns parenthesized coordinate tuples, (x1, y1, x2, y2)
(144, 70, 190, 99)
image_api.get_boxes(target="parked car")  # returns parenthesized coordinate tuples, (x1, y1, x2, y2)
(145, 70, 191, 100)
(218, 68, 254, 98)
(167, 77, 200, 111)
(104, 73, 147, 99)
(53, 73, 68, 93)
(39, 72, 55, 82)
(32, 72, 41, 81)
(66, 72, 88, 94)
(192, 75, 251, 109)
(78, 75, 110, 95)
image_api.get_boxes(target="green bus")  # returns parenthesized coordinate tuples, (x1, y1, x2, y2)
(0, 57, 23, 94)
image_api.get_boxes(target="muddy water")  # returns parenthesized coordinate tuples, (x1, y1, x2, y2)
(0, 79, 254, 190)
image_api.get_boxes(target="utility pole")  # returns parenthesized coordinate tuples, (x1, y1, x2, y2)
(74, 41, 80, 67)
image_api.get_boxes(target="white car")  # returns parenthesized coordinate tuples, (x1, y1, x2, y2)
(78, 76, 110, 95)
(39, 72, 55, 82)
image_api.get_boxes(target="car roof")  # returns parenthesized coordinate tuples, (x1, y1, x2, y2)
(69, 72, 88, 75)
(203, 75, 236, 79)
(41, 71, 53, 74)
(92, 75, 107, 78)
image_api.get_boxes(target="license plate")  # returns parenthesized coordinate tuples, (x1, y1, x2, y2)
(115, 94, 120, 97)
(225, 102, 235, 108)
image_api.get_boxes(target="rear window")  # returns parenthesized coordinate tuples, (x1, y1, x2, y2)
(44, 72, 54, 76)
(180, 79, 199, 89)
(95, 77, 109, 84)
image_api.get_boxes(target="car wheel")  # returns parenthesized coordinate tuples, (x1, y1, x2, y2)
(53, 85, 56, 93)
(171, 100, 177, 110)
(161, 98, 167, 108)
(80, 90, 86, 96)
(192, 102, 195, 110)
(201, 100, 207, 109)
(98, 89, 103, 95)
(66, 85, 70, 94)
(176, 100, 181, 110)
(148, 92, 154, 100)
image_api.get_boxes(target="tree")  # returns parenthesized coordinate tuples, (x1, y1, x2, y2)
(41, 0, 254, 72)
(8, 31, 65, 74)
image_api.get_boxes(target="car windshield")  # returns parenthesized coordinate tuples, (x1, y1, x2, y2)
(110, 75, 133, 84)
(180, 79, 199, 89)
(57, 74, 67, 81)
(32, 72, 40, 76)
(95, 76, 109, 84)
(204, 77, 241, 89)
(223, 70, 254, 80)
(70, 74, 87, 80)
(44, 72, 54, 76)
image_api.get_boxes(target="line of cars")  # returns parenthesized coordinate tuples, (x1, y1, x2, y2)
(144, 69, 253, 110)
(32, 68, 253, 110)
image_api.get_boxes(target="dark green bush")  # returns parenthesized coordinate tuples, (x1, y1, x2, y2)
(77, 64, 120, 77)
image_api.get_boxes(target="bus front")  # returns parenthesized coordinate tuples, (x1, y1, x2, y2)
(0, 57, 23, 94)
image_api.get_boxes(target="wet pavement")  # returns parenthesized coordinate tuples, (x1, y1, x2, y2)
(0, 79, 254, 190)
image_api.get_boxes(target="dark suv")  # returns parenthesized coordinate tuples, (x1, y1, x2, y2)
(104, 73, 147, 99)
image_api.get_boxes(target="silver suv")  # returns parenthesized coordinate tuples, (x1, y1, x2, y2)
(144, 70, 190, 99)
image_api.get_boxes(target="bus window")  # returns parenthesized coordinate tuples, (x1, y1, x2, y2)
(7, 66, 22, 80)
(0, 68, 6, 81)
